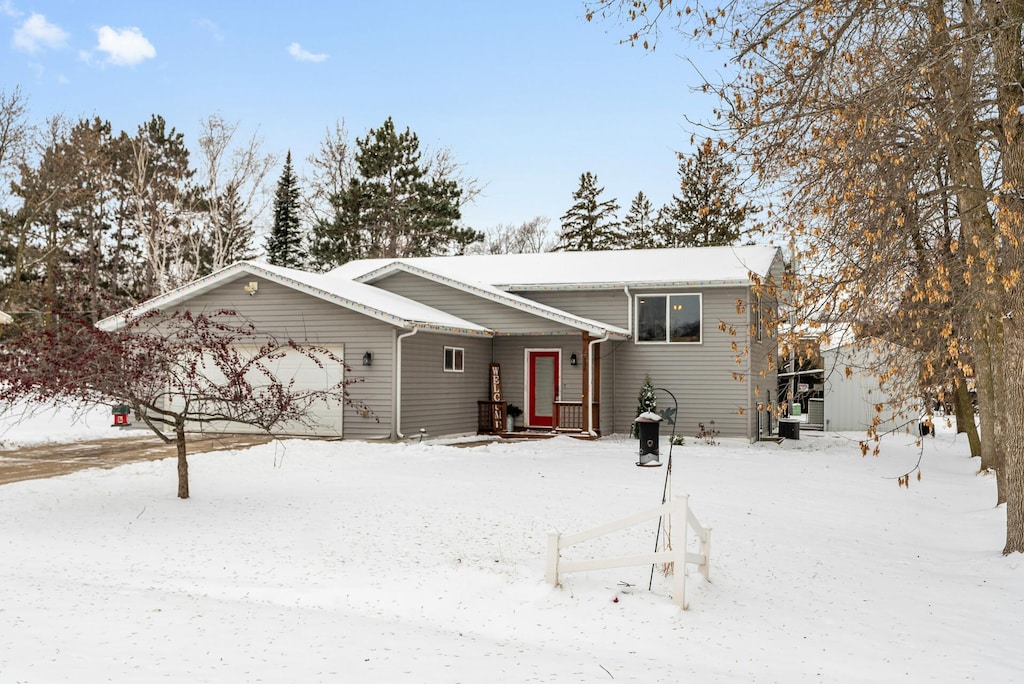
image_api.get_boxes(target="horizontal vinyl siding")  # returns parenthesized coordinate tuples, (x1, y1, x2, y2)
(374, 271, 579, 335)
(399, 333, 492, 438)
(749, 280, 779, 439)
(492, 336, 586, 419)
(607, 286, 755, 439)
(518, 289, 628, 329)
(168, 274, 394, 440)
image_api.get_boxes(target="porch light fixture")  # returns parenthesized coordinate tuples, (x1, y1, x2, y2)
(243, 281, 258, 296)
(362, 351, 373, 366)
(570, 353, 578, 366)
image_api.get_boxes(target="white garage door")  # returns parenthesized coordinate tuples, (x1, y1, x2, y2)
(168, 344, 345, 437)
(255, 344, 345, 437)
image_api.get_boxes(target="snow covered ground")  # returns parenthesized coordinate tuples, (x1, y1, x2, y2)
(0, 400, 137, 448)
(0, 422, 1019, 683)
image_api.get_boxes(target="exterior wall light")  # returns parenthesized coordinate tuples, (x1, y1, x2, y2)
(362, 351, 373, 366)
(570, 353, 578, 366)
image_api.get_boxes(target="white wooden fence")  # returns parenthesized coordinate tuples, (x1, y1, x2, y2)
(546, 495, 711, 609)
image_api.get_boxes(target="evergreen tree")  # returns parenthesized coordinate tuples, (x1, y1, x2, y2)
(555, 171, 621, 251)
(266, 151, 305, 269)
(631, 374, 658, 437)
(310, 117, 481, 268)
(659, 145, 753, 248)
(622, 191, 662, 249)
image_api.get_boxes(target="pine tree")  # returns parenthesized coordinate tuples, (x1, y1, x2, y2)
(659, 144, 753, 248)
(310, 117, 481, 268)
(266, 151, 305, 269)
(622, 191, 662, 249)
(631, 374, 658, 437)
(555, 171, 622, 251)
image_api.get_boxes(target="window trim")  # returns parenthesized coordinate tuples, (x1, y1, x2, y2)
(443, 346, 465, 372)
(634, 292, 703, 345)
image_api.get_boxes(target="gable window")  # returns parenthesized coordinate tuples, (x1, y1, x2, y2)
(636, 293, 702, 344)
(443, 346, 465, 372)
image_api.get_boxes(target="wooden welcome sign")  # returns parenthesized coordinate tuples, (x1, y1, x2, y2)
(489, 363, 504, 431)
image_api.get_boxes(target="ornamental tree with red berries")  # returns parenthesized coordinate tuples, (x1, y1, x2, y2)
(0, 309, 367, 498)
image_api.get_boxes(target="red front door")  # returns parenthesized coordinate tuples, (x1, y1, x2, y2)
(528, 350, 560, 427)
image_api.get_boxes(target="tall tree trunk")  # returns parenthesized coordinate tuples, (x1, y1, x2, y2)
(1001, 317, 1024, 553)
(952, 370, 981, 458)
(984, 0, 1024, 531)
(175, 425, 189, 499)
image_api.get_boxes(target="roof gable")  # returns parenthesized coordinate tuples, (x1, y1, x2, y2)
(96, 262, 491, 335)
(354, 262, 630, 338)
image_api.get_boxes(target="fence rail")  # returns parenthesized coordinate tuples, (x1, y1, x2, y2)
(546, 495, 711, 609)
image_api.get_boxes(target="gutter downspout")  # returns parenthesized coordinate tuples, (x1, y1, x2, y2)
(395, 327, 419, 439)
(586, 330, 611, 437)
(596, 285, 632, 436)
(624, 285, 633, 337)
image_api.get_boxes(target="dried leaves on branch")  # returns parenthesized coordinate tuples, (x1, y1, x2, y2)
(588, 0, 1024, 554)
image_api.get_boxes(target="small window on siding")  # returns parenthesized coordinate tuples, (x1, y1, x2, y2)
(443, 346, 464, 372)
(636, 293, 702, 344)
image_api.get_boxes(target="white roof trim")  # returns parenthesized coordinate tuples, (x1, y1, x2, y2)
(354, 261, 630, 339)
(96, 261, 493, 336)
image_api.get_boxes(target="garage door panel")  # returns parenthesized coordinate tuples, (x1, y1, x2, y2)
(167, 344, 344, 437)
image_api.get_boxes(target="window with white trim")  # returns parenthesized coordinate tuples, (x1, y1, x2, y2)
(636, 293, 702, 344)
(443, 346, 465, 372)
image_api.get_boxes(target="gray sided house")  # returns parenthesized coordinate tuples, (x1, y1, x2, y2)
(98, 246, 784, 441)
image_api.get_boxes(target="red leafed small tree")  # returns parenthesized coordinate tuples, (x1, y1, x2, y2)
(0, 309, 368, 498)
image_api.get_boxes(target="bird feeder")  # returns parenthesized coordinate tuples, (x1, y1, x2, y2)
(112, 404, 132, 427)
(634, 411, 663, 467)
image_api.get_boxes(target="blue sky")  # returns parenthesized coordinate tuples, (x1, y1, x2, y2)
(2, 0, 725, 234)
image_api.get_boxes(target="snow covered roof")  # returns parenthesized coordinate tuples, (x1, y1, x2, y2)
(350, 261, 630, 338)
(330, 245, 781, 291)
(96, 261, 492, 336)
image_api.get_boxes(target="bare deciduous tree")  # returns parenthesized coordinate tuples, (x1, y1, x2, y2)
(194, 114, 276, 273)
(468, 216, 554, 254)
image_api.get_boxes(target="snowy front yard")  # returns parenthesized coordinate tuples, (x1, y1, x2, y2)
(0, 424, 1019, 682)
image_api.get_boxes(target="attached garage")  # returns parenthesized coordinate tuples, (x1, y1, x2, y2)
(168, 344, 346, 438)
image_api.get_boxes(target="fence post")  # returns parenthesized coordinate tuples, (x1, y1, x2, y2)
(546, 532, 561, 586)
(672, 496, 688, 609)
(699, 525, 712, 581)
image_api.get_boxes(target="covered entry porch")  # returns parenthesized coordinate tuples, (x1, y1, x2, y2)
(476, 331, 611, 437)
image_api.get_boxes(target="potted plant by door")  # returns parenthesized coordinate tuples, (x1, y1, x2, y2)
(506, 404, 523, 432)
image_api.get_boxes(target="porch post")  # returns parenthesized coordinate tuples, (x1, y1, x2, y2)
(581, 331, 591, 433)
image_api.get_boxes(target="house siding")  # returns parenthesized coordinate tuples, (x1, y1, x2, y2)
(371, 271, 581, 335)
(167, 274, 394, 440)
(399, 332, 492, 437)
(747, 253, 784, 438)
(518, 289, 628, 329)
(490, 335, 589, 426)
(496, 285, 763, 439)
(598, 285, 755, 438)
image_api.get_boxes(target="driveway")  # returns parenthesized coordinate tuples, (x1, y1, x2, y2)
(0, 432, 278, 486)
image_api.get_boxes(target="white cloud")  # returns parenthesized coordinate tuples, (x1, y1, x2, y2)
(288, 42, 327, 63)
(1, 1, 22, 18)
(95, 25, 155, 66)
(13, 13, 68, 52)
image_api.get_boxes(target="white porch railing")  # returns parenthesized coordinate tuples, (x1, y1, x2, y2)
(545, 495, 711, 609)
